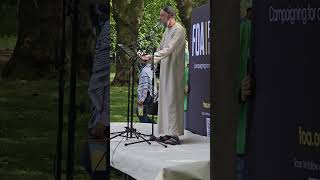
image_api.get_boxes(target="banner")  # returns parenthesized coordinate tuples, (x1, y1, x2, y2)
(248, 0, 320, 179)
(186, 3, 210, 136)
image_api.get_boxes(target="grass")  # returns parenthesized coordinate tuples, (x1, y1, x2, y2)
(0, 35, 17, 49)
(110, 86, 139, 122)
(0, 36, 139, 179)
(0, 80, 90, 179)
(0, 77, 140, 179)
(110, 63, 139, 123)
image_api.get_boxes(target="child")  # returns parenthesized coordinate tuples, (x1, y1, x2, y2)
(137, 62, 158, 123)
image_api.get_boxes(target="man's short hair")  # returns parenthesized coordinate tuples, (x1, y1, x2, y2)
(246, 7, 252, 13)
(162, 6, 176, 17)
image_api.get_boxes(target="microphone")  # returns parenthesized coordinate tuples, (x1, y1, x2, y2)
(153, 22, 161, 29)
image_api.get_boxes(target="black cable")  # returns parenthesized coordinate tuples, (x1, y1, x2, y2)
(87, 136, 125, 180)
(111, 136, 125, 166)
(89, 150, 106, 180)
(53, 154, 56, 179)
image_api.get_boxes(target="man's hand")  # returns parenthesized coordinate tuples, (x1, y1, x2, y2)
(184, 85, 189, 95)
(241, 75, 253, 102)
(137, 51, 144, 57)
(137, 100, 144, 105)
(90, 121, 106, 140)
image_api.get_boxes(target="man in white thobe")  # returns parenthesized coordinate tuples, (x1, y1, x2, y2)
(141, 6, 186, 145)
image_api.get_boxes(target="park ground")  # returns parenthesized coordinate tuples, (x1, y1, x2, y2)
(0, 36, 136, 179)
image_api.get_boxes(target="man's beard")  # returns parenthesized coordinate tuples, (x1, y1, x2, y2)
(160, 19, 168, 27)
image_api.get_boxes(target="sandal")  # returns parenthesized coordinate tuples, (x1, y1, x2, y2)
(149, 136, 158, 141)
(164, 136, 181, 145)
(149, 135, 169, 142)
(158, 135, 171, 143)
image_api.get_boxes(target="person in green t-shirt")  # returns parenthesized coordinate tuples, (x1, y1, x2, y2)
(184, 41, 190, 128)
(238, 7, 252, 155)
(237, 7, 254, 180)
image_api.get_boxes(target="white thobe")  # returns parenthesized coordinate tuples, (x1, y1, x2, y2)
(154, 22, 186, 136)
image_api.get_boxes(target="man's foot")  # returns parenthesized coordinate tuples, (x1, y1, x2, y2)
(149, 135, 166, 141)
(155, 135, 171, 142)
(149, 136, 157, 141)
(164, 135, 180, 145)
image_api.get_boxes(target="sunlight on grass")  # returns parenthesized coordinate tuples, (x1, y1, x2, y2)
(0, 79, 136, 179)
(0, 35, 17, 49)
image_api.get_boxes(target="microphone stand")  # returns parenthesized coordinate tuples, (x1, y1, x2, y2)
(55, 0, 67, 179)
(150, 41, 157, 139)
(67, 0, 79, 179)
(124, 28, 167, 148)
(148, 23, 159, 138)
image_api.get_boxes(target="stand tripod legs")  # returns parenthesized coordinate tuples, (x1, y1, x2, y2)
(110, 128, 141, 140)
(149, 136, 167, 148)
(124, 132, 167, 147)
(110, 131, 128, 140)
(110, 130, 126, 134)
(111, 127, 167, 148)
(125, 131, 151, 146)
(132, 130, 140, 140)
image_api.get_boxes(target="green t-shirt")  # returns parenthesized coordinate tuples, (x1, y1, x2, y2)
(184, 46, 189, 111)
(237, 17, 251, 155)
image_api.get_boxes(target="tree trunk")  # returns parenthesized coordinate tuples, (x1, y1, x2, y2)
(111, 0, 144, 86)
(175, 0, 209, 40)
(2, 0, 61, 79)
(175, 0, 192, 40)
(1, 0, 98, 80)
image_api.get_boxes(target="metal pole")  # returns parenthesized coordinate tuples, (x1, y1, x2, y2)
(55, 0, 66, 179)
(151, 46, 156, 136)
(127, 65, 131, 139)
(66, 0, 79, 179)
(130, 62, 135, 138)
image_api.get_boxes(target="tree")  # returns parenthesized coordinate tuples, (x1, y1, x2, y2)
(109, 0, 209, 85)
(138, 0, 178, 51)
(0, 0, 18, 35)
(1, 0, 61, 79)
(136, 0, 207, 50)
(111, 0, 144, 86)
(1, 0, 100, 80)
(175, 0, 209, 40)
(241, 0, 252, 17)
(175, 0, 192, 39)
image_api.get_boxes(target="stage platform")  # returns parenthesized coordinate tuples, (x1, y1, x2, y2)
(108, 122, 210, 180)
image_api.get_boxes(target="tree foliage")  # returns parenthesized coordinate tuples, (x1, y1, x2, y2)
(1, 0, 62, 79)
(241, 0, 252, 17)
(111, 0, 144, 85)
(137, 0, 179, 52)
(110, 0, 209, 55)
(0, 0, 18, 35)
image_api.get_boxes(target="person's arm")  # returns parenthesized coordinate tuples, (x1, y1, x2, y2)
(185, 69, 189, 94)
(138, 89, 148, 105)
(90, 86, 109, 139)
(89, 22, 110, 139)
(239, 75, 253, 103)
(184, 46, 189, 94)
(137, 71, 149, 105)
